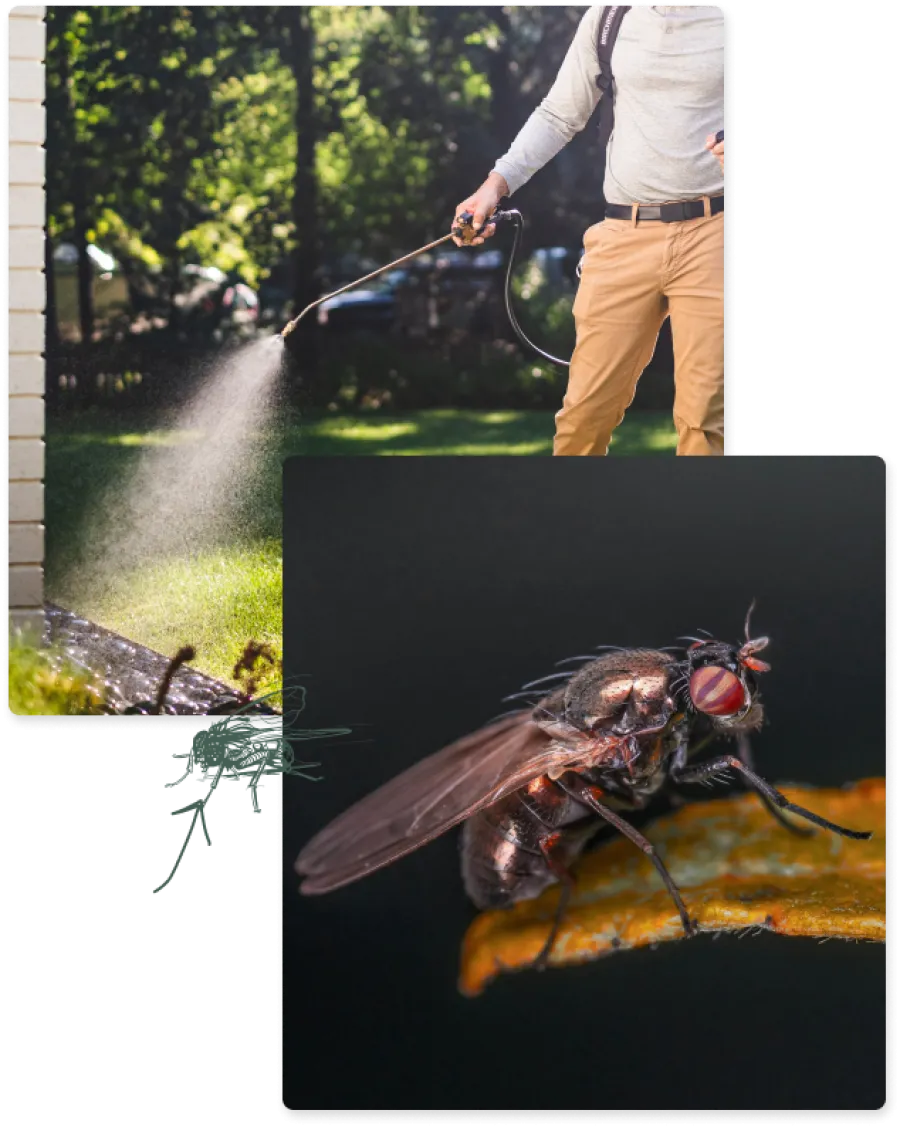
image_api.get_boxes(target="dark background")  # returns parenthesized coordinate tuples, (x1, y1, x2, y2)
(283, 457, 885, 1110)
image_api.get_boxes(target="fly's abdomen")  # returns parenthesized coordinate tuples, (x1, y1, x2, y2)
(460, 776, 593, 910)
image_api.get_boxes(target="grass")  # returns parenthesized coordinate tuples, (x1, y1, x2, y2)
(45, 409, 283, 689)
(294, 408, 676, 456)
(53, 541, 284, 693)
(45, 406, 675, 687)
(9, 641, 108, 715)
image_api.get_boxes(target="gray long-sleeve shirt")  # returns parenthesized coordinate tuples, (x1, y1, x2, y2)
(492, 6, 724, 206)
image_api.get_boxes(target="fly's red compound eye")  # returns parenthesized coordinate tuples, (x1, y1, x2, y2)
(689, 665, 745, 716)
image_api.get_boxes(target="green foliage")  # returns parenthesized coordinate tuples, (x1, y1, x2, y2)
(181, 64, 297, 284)
(310, 335, 568, 411)
(312, 5, 493, 253)
(47, 6, 294, 290)
(9, 641, 107, 715)
(47, 6, 601, 321)
(510, 255, 578, 365)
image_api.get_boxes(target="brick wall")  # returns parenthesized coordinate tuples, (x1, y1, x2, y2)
(8, 7, 46, 638)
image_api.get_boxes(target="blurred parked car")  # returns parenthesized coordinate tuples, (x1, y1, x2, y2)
(52, 241, 130, 340)
(316, 269, 410, 332)
(53, 241, 259, 342)
(175, 264, 259, 339)
(257, 253, 383, 328)
(391, 248, 508, 340)
(128, 260, 259, 338)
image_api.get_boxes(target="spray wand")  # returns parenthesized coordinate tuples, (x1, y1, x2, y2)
(281, 213, 484, 340)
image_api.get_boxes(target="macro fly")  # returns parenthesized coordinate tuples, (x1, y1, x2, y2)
(295, 608, 871, 962)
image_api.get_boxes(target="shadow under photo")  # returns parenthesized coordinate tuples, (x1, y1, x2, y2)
(282, 456, 885, 1111)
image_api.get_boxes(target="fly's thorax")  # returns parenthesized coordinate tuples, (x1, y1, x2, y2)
(536, 653, 675, 730)
(533, 649, 681, 769)
(562, 649, 677, 728)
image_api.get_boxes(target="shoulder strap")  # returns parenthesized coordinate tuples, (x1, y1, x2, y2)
(595, 5, 631, 101)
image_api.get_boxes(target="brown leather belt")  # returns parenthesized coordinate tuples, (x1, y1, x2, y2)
(604, 195, 724, 223)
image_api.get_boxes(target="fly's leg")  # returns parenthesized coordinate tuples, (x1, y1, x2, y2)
(672, 733, 814, 837)
(558, 774, 695, 937)
(248, 754, 268, 813)
(735, 734, 813, 837)
(532, 834, 575, 970)
(671, 755, 872, 840)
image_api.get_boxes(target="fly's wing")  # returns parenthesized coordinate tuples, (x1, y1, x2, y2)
(295, 711, 574, 894)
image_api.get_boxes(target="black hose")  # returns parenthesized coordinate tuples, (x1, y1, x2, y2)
(496, 208, 571, 369)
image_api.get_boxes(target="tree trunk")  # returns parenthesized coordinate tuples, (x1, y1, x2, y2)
(286, 7, 319, 378)
(167, 242, 181, 333)
(489, 7, 518, 151)
(56, 5, 94, 348)
(44, 228, 58, 353)
(72, 184, 94, 347)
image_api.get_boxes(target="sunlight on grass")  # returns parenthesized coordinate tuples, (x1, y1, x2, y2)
(310, 419, 420, 442)
(468, 411, 522, 426)
(111, 429, 204, 447)
(54, 428, 205, 448)
(49, 539, 283, 690)
(296, 409, 674, 457)
(609, 422, 677, 454)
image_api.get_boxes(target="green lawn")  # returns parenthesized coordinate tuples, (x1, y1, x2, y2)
(293, 408, 677, 457)
(45, 407, 675, 686)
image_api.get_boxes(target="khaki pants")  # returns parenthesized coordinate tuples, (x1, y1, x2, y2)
(554, 207, 724, 456)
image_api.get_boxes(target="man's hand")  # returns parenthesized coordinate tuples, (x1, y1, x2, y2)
(705, 133, 724, 172)
(452, 172, 509, 246)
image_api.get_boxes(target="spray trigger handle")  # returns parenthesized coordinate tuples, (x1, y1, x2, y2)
(452, 211, 483, 244)
(452, 205, 514, 244)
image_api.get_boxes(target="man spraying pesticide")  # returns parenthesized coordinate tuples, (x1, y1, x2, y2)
(454, 5, 725, 457)
(282, 6, 723, 457)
